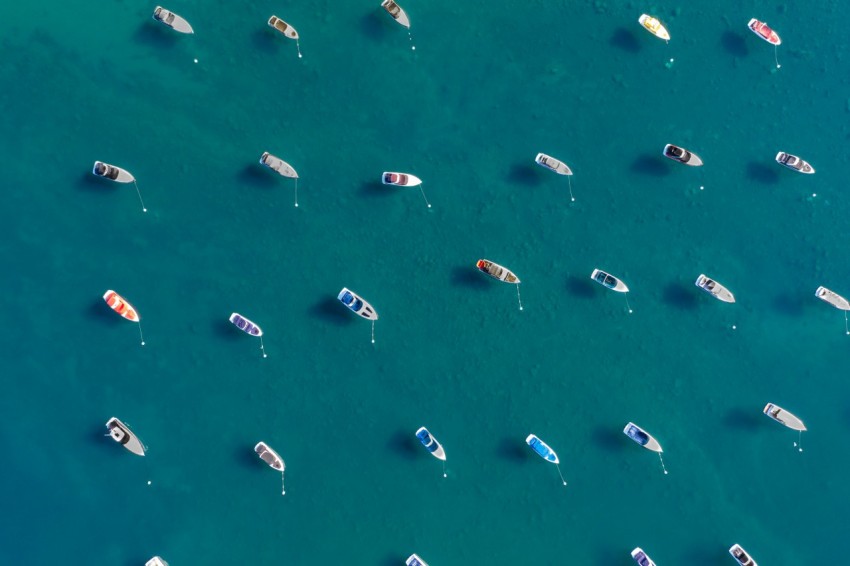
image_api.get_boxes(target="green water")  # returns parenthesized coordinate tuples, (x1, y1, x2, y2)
(3, 0, 849, 564)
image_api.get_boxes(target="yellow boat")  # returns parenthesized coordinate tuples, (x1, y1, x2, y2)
(638, 14, 670, 42)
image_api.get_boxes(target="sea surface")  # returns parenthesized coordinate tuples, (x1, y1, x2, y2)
(3, 0, 850, 564)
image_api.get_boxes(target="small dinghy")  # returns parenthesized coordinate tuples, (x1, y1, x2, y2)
(695, 274, 736, 303)
(229, 313, 267, 358)
(663, 144, 703, 166)
(591, 269, 629, 292)
(92, 161, 147, 212)
(638, 14, 670, 42)
(106, 417, 145, 456)
(775, 152, 814, 174)
(268, 15, 302, 57)
(103, 290, 146, 345)
(748, 19, 781, 45)
(406, 555, 429, 566)
(763, 402, 806, 451)
(729, 544, 758, 566)
(338, 287, 378, 342)
(535, 153, 575, 201)
(631, 547, 657, 566)
(623, 422, 667, 473)
(255, 441, 286, 494)
(816, 286, 850, 334)
(382, 172, 430, 207)
(145, 557, 169, 566)
(477, 259, 523, 310)
(416, 426, 447, 477)
(525, 434, 567, 485)
(260, 152, 300, 207)
(381, 0, 410, 28)
(152, 6, 194, 34)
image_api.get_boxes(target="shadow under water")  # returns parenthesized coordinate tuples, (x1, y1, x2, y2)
(450, 266, 489, 289)
(565, 275, 596, 299)
(745, 161, 780, 185)
(609, 27, 642, 54)
(630, 154, 671, 177)
(386, 430, 419, 461)
(720, 30, 749, 57)
(662, 282, 699, 310)
(507, 162, 543, 187)
(308, 296, 355, 325)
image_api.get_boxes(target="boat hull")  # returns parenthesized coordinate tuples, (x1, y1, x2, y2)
(260, 152, 299, 178)
(663, 144, 703, 166)
(382, 172, 422, 186)
(476, 259, 520, 284)
(535, 153, 572, 175)
(775, 152, 814, 174)
(103, 290, 140, 322)
(381, 0, 411, 28)
(591, 269, 629, 293)
(763, 403, 806, 431)
(623, 422, 662, 453)
(268, 16, 299, 39)
(415, 427, 446, 461)
(145, 557, 170, 566)
(729, 544, 758, 566)
(748, 18, 781, 45)
(106, 417, 145, 456)
(337, 287, 379, 320)
(631, 547, 657, 566)
(638, 14, 670, 41)
(406, 554, 429, 566)
(815, 286, 850, 310)
(695, 274, 735, 303)
(255, 441, 285, 471)
(526, 434, 559, 464)
(153, 7, 194, 34)
(229, 313, 263, 336)
(92, 161, 135, 183)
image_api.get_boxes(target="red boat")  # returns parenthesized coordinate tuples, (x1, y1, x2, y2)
(748, 18, 781, 45)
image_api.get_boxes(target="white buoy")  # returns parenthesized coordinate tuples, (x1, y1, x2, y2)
(194, 58, 198, 63)
(147, 480, 152, 485)
(418, 185, 431, 208)
(567, 175, 576, 202)
(844, 311, 849, 335)
(409, 32, 415, 51)
(774, 45, 781, 69)
(556, 464, 568, 486)
(625, 293, 633, 314)
(133, 180, 147, 212)
(658, 453, 668, 474)
(138, 320, 146, 346)
(794, 430, 803, 452)
(442, 461, 447, 478)
(281, 471, 286, 495)
(371, 321, 376, 344)
(516, 284, 523, 311)
(259, 336, 268, 358)
(700, 185, 705, 191)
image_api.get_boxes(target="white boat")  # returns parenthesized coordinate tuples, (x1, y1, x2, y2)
(534, 153, 572, 175)
(145, 557, 169, 566)
(763, 403, 806, 431)
(260, 152, 298, 178)
(623, 422, 662, 452)
(415, 427, 446, 461)
(337, 287, 378, 321)
(776, 152, 815, 174)
(255, 441, 286, 494)
(152, 6, 194, 34)
(695, 274, 736, 303)
(729, 544, 758, 566)
(92, 161, 135, 183)
(268, 15, 298, 39)
(638, 14, 670, 41)
(382, 172, 422, 186)
(476, 259, 520, 284)
(406, 554, 428, 566)
(106, 417, 145, 456)
(381, 0, 410, 28)
(663, 144, 703, 166)
(591, 269, 629, 292)
(815, 286, 850, 310)
(631, 547, 657, 566)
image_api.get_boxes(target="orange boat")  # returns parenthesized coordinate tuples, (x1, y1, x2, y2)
(103, 290, 140, 322)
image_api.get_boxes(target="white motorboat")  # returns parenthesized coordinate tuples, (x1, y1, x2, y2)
(152, 6, 194, 34)
(106, 417, 145, 456)
(631, 547, 657, 566)
(382, 172, 422, 186)
(381, 0, 410, 28)
(268, 15, 302, 57)
(729, 544, 758, 566)
(406, 554, 428, 566)
(695, 274, 736, 303)
(476, 259, 520, 284)
(92, 161, 135, 183)
(763, 403, 806, 431)
(260, 152, 298, 178)
(663, 144, 703, 166)
(534, 153, 572, 175)
(623, 422, 662, 452)
(591, 269, 629, 292)
(337, 287, 378, 321)
(815, 286, 850, 310)
(145, 557, 169, 566)
(776, 152, 814, 174)
(638, 14, 670, 41)
(415, 427, 446, 461)
(255, 441, 286, 494)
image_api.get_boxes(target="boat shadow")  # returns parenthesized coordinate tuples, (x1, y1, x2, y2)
(235, 444, 264, 470)
(237, 164, 278, 189)
(386, 430, 419, 461)
(308, 296, 355, 325)
(772, 292, 806, 317)
(358, 180, 394, 199)
(76, 171, 111, 192)
(681, 545, 726, 565)
(250, 29, 281, 55)
(132, 22, 182, 49)
(722, 407, 762, 432)
(85, 299, 123, 326)
(212, 318, 243, 341)
(745, 161, 780, 184)
(661, 282, 699, 310)
(507, 163, 543, 187)
(378, 554, 407, 566)
(496, 438, 529, 463)
(720, 31, 749, 57)
(609, 27, 642, 54)
(359, 12, 390, 43)
(565, 275, 596, 299)
(630, 154, 671, 177)
(450, 266, 489, 289)
(591, 426, 624, 453)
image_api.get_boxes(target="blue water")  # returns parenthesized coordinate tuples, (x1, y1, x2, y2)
(3, 1, 850, 564)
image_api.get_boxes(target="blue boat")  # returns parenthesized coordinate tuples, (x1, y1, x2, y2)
(337, 287, 378, 321)
(406, 554, 428, 566)
(623, 422, 663, 453)
(525, 434, 559, 464)
(229, 312, 263, 336)
(415, 427, 446, 461)
(631, 547, 657, 566)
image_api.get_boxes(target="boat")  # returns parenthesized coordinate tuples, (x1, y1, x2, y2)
(623, 422, 662, 452)
(775, 152, 815, 174)
(663, 144, 703, 166)
(106, 417, 145, 456)
(382, 172, 422, 186)
(229, 313, 262, 336)
(729, 544, 758, 566)
(748, 18, 781, 45)
(103, 290, 140, 322)
(145, 558, 169, 566)
(406, 554, 428, 566)
(260, 152, 298, 179)
(255, 441, 285, 471)
(631, 547, 657, 566)
(476, 259, 520, 284)
(525, 434, 559, 463)
(763, 403, 806, 431)
(534, 153, 572, 175)
(381, 0, 410, 29)
(695, 274, 736, 303)
(590, 269, 629, 292)
(337, 287, 379, 320)
(268, 15, 298, 40)
(638, 14, 670, 41)
(815, 286, 850, 310)
(92, 161, 135, 184)
(415, 427, 446, 461)
(152, 6, 194, 34)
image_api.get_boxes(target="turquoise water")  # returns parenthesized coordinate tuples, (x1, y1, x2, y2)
(3, 0, 850, 564)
